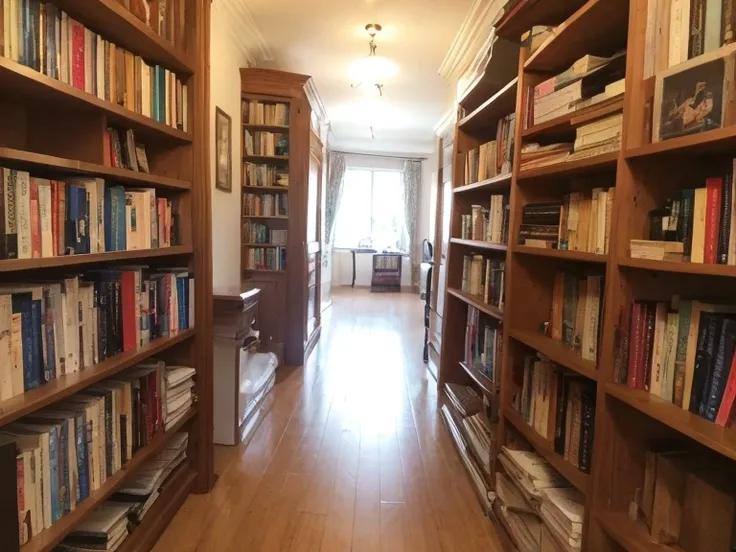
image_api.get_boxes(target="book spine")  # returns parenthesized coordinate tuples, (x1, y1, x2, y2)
(720, 171, 732, 263)
(705, 176, 723, 264)
(716, 351, 736, 425)
(3, 169, 18, 259)
(75, 415, 88, 501)
(690, 0, 706, 57)
(680, 189, 695, 258)
(120, 272, 137, 352)
(59, 421, 70, 514)
(103, 393, 112, 477)
(690, 313, 716, 412)
(47, 427, 61, 522)
(643, 304, 656, 391)
(554, 373, 568, 455)
(29, 179, 40, 258)
(578, 383, 595, 474)
(704, 317, 735, 419)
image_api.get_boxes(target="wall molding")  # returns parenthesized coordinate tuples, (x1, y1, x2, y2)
(219, 0, 273, 66)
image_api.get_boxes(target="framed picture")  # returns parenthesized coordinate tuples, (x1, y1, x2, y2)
(653, 44, 736, 142)
(215, 107, 232, 192)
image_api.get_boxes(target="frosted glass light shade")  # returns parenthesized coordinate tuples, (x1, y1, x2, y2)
(349, 55, 398, 85)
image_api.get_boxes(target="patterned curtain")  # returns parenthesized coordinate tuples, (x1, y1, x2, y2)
(325, 151, 346, 246)
(402, 159, 421, 285)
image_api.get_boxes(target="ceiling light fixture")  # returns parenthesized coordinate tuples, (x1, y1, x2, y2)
(350, 23, 398, 97)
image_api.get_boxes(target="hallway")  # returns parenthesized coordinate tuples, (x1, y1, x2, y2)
(153, 289, 504, 551)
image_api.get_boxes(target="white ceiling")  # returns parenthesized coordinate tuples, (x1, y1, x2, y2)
(241, 0, 475, 154)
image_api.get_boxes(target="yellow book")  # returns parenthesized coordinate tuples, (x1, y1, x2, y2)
(691, 188, 707, 263)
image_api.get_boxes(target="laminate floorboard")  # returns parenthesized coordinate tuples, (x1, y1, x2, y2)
(154, 289, 505, 551)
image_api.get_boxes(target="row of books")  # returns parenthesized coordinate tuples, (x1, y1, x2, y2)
(244, 247, 286, 271)
(527, 51, 626, 127)
(621, 299, 736, 427)
(59, 431, 190, 552)
(570, 112, 623, 161)
(464, 306, 502, 383)
(0, 168, 180, 260)
(643, 0, 736, 79)
(460, 194, 510, 244)
(463, 114, 516, 184)
(519, 142, 573, 171)
(243, 101, 289, 126)
(105, 127, 150, 174)
(0, 269, 194, 400)
(445, 383, 494, 475)
(1, 0, 188, 130)
(550, 271, 604, 362)
(244, 163, 289, 188)
(242, 222, 287, 245)
(3, 360, 194, 545)
(497, 446, 585, 550)
(461, 255, 505, 309)
(243, 192, 288, 217)
(512, 355, 596, 474)
(632, 168, 736, 264)
(519, 201, 563, 247)
(244, 131, 289, 157)
(115, 0, 187, 50)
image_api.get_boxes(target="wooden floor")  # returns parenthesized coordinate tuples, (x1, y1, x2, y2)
(154, 289, 504, 551)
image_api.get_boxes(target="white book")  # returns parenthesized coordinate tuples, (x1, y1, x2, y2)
(596, 190, 608, 255)
(0, 295, 12, 400)
(704, 0, 723, 53)
(643, 0, 658, 78)
(166, 366, 196, 387)
(84, 29, 93, 94)
(542, 486, 585, 524)
(9, 0, 19, 62)
(96, 35, 105, 100)
(10, 313, 23, 396)
(142, 62, 151, 118)
(668, 0, 689, 67)
(3, 0, 11, 61)
(166, 389, 192, 414)
(61, 276, 80, 373)
(37, 179, 53, 258)
(16, 170, 32, 260)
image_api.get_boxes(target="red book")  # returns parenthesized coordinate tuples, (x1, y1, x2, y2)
(704, 176, 723, 264)
(50, 181, 58, 257)
(120, 271, 137, 352)
(71, 20, 85, 91)
(103, 131, 112, 167)
(29, 179, 41, 259)
(716, 353, 736, 426)
(627, 302, 644, 389)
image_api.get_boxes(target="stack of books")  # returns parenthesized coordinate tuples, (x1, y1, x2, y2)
(1, 2, 189, 130)
(526, 52, 626, 127)
(244, 131, 289, 157)
(243, 192, 288, 217)
(461, 255, 505, 308)
(568, 113, 623, 161)
(445, 383, 483, 417)
(519, 202, 563, 247)
(620, 298, 736, 428)
(3, 360, 188, 546)
(460, 194, 510, 244)
(462, 412, 494, 475)
(519, 143, 573, 171)
(244, 164, 289, 188)
(164, 366, 196, 431)
(245, 247, 287, 271)
(464, 306, 502, 382)
(115, 0, 188, 50)
(550, 270, 604, 362)
(558, 188, 616, 254)
(0, 168, 180, 259)
(106, 128, 150, 173)
(242, 222, 287, 245)
(59, 503, 131, 552)
(464, 114, 516, 183)
(631, 168, 736, 265)
(243, 101, 290, 126)
(0, 269, 194, 399)
(540, 487, 585, 550)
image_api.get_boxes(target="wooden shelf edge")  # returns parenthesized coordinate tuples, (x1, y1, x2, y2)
(522, 96, 624, 139)
(514, 245, 608, 263)
(21, 408, 197, 552)
(517, 151, 618, 179)
(242, 124, 290, 131)
(242, 215, 289, 220)
(243, 185, 290, 192)
(624, 124, 736, 159)
(605, 383, 736, 463)
(619, 256, 736, 277)
(503, 407, 589, 495)
(508, 328, 598, 381)
(450, 238, 508, 252)
(458, 77, 519, 129)
(0, 245, 193, 273)
(243, 155, 290, 162)
(0, 58, 191, 143)
(453, 173, 512, 194)
(0, 329, 196, 427)
(596, 511, 684, 552)
(459, 361, 496, 396)
(447, 287, 504, 321)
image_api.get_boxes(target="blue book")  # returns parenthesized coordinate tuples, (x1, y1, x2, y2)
(177, 277, 185, 330)
(704, 318, 736, 420)
(104, 185, 114, 252)
(72, 412, 88, 501)
(12, 293, 39, 390)
(47, 425, 61, 521)
(43, 288, 56, 381)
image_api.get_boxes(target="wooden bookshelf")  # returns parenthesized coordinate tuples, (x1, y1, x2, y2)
(459, 361, 496, 396)
(0, 1, 214, 550)
(459, 78, 519, 133)
(450, 238, 508, 251)
(453, 173, 512, 194)
(240, 69, 328, 365)
(517, 151, 619, 179)
(514, 245, 608, 264)
(522, 96, 624, 140)
(447, 287, 504, 321)
(509, 328, 598, 380)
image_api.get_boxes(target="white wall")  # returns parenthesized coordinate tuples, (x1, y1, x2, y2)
(210, 2, 251, 291)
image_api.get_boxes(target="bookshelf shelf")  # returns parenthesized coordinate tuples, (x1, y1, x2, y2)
(243, 154, 290, 163)
(242, 215, 289, 220)
(242, 123, 290, 132)
(624, 124, 736, 159)
(21, 407, 197, 552)
(509, 328, 598, 381)
(605, 383, 736, 463)
(523, 0, 628, 74)
(0, 148, 192, 190)
(522, 96, 624, 140)
(503, 407, 590, 495)
(243, 185, 290, 192)
(0, 58, 192, 143)
(495, 0, 587, 40)
(618, 256, 736, 277)
(450, 238, 508, 252)
(243, 268, 287, 274)
(0, 245, 193, 273)
(242, 243, 287, 248)
(459, 361, 496, 396)
(459, 78, 519, 133)
(0, 329, 195, 428)
(447, 287, 504, 321)
(517, 151, 619, 180)
(515, 245, 608, 264)
(453, 173, 512, 194)
(596, 511, 681, 552)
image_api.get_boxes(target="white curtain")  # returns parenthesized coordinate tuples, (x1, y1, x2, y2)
(402, 160, 421, 285)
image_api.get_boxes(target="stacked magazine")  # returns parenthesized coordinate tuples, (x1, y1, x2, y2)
(165, 366, 196, 430)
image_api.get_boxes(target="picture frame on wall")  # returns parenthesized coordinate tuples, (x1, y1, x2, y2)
(215, 107, 232, 192)
(652, 44, 736, 143)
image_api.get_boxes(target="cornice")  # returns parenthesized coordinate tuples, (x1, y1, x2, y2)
(219, 0, 273, 66)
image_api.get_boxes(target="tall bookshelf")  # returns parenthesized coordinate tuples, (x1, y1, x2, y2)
(240, 69, 325, 367)
(0, 0, 213, 550)
(441, 0, 736, 550)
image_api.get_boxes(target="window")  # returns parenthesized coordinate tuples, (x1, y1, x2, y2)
(334, 168, 407, 251)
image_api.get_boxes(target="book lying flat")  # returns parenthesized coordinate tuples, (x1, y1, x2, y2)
(165, 366, 196, 388)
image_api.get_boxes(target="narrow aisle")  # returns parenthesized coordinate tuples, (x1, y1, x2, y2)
(154, 289, 504, 551)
